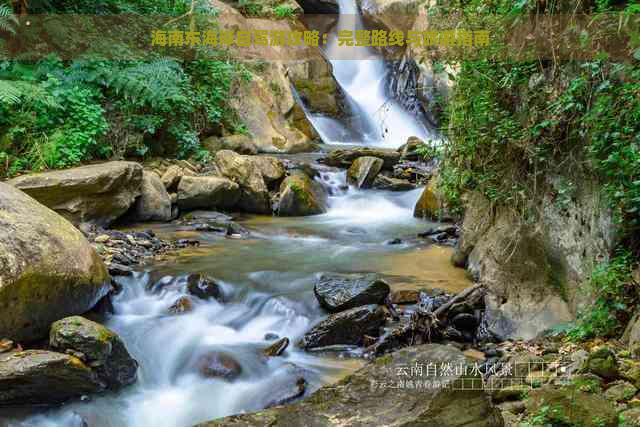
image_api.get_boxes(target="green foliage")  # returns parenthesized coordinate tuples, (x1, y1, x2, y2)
(0, 0, 254, 177)
(568, 251, 639, 341)
(231, 0, 298, 17)
(273, 4, 296, 18)
(439, 0, 640, 242)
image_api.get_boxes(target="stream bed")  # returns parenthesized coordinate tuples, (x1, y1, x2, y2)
(4, 172, 469, 427)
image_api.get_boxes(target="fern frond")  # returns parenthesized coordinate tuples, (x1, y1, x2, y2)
(0, 4, 18, 35)
(0, 79, 59, 107)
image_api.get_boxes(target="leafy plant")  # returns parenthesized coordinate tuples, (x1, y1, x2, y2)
(568, 251, 638, 341)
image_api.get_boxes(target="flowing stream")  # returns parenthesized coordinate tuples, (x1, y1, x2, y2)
(3, 2, 460, 427)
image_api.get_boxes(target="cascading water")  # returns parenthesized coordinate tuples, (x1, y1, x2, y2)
(304, 0, 435, 148)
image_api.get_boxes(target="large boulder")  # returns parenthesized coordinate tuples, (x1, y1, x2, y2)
(314, 273, 390, 312)
(197, 344, 503, 426)
(131, 171, 172, 222)
(214, 150, 271, 214)
(298, 305, 386, 349)
(0, 350, 104, 406)
(0, 183, 110, 342)
(347, 156, 384, 189)
(161, 164, 195, 191)
(250, 156, 286, 188)
(525, 385, 617, 427)
(9, 161, 143, 227)
(49, 316, 138, 389)
(323, 147, 400, 170)
(277, 172, 327, 216)
(177, 176, 241, 211)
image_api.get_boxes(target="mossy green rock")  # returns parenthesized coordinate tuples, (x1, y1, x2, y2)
(50, 316, 138, 389)
(492, 384, 531, 403)
(0, 350, 104, 407)
(620, 407, 640, 427)
(278, 172, 327, 217)
(584, 347, 619, 380)
(195, 344, 503, 426)
(347, 156, 383, 189)
(604, 380, 636, 402)
(8, 161, 143, 227)
(414, 179, 442, 220)
(0, 183, 110, 342)
(525, 385, 618, 427)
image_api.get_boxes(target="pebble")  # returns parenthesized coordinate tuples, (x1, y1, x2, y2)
(94, 234, 110, 243)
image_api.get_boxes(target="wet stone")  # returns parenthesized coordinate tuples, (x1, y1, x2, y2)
(168, 296, 194, 315)
(186, 273, 223, 301)
(263, 338, 290, 357)
(197, 352, 242, 381)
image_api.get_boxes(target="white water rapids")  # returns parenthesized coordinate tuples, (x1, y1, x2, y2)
(3, 1, 444, 426)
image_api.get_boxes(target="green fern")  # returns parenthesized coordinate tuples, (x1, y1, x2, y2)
(0, 4, 17, 35)
(0, 79, 58, 107)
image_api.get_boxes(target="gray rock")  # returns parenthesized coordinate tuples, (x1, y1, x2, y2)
(197, 344, 503, 426)
(132, 171, 172, 222)
(49, 316, 138, 389)
(0, 350, 104, 406)
(9, 161, 143, 227)
(177, 176, 241, 211)
(214, 150, 271, 214)
(314, 273, 390, 312)
(372, 175, 415, 191)
(298, 305, 386, 349)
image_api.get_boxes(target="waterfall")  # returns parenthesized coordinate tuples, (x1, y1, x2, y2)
(304, 0, 435, 148)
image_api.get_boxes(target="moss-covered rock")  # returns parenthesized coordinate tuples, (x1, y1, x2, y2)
(604, 380, 636, 402)
(584, 347, 619, 380)
(50, 316, 138, 390)
(8, 161, 143, 227)
(525, 385, 618, 427)
(277, 172, 327, 216)
(0, 350, 104, 406)
(413, 179, 442, 220)
(196, 344, 503, 426)
(347, 156, 384, 189)
(0, 183, 110, 342)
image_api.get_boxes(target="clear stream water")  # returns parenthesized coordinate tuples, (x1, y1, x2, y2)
(3, 2, 460, 426)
